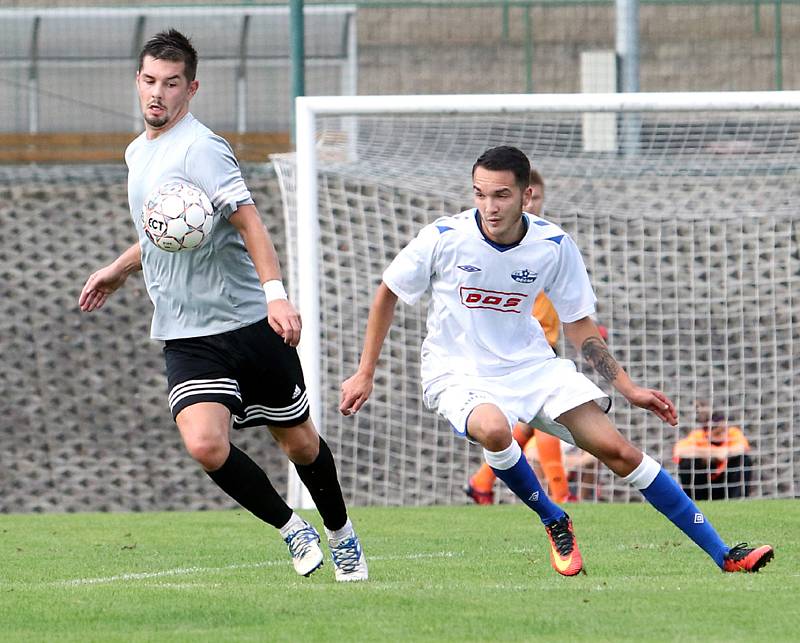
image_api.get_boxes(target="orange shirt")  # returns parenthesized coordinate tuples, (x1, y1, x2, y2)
(672, 426, 749, 465)
(533, 292, 560, 347)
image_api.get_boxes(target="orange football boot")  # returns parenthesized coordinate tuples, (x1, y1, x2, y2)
(544, 514, 584, 576)
(722, 543, 774, 573)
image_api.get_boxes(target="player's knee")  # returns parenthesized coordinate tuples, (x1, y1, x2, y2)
(476, 420, 513, 451)
(184, 436, 229, 470)
(282, 439, 318, 465)
(273, 420, 320, 465)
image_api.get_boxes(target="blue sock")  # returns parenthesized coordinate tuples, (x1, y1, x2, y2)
(484, 441, 564, 525)
(626, 455, 729, 567)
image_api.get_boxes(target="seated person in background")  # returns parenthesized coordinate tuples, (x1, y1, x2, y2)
(673, 400, 752, 500)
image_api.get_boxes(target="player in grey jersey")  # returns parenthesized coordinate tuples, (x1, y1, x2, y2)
(78, 29, 366, 582)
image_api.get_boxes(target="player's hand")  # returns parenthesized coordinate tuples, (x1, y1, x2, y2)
(268, 299, 302, 347)
(625, 387, 678, 425)
(340, 371, 374, 416)
(78, 264, 128, 312)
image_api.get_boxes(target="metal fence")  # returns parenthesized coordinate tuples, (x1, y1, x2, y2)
(0, 5, 356, 135)
(0, 1, 796, 145)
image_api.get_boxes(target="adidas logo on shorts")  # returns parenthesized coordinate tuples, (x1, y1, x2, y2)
(292, 385, 302, 399)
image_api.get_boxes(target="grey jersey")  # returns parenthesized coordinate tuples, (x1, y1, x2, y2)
(125, 113, 267, 340)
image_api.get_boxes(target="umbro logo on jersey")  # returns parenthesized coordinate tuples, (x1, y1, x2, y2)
(292, 385, 302, 399)
(511, 269, 537, 283)
(457, 264, 481, 272)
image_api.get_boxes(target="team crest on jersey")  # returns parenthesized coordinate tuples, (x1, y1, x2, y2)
(460, 286, 528, 313)
(511, 269, 537, 283)
(457, 264, 482, 273)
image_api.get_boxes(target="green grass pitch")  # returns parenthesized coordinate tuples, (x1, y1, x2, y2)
(1, 500, 796, 641)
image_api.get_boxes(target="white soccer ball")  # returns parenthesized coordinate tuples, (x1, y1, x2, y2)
(142, 182, 214, 252)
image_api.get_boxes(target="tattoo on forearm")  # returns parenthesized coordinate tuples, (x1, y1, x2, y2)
(581, 337, 620, 383)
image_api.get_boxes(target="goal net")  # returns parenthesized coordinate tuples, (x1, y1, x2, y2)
(273, 92, 800, 507)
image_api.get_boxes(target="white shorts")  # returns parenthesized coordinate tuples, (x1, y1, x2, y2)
(425, 358, 609, 445)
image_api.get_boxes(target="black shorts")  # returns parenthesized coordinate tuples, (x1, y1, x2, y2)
(163, 318, 310, 429)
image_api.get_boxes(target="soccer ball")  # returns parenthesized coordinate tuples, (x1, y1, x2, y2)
(142, 182, 214, 252)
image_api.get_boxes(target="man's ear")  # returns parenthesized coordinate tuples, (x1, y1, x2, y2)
(522, 185, 533, 205)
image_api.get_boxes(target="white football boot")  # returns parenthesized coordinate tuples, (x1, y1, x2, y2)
(283, 520, 324, 577)
(329, 532, 368, 582)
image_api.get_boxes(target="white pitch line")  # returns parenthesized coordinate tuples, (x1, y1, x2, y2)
(51, 551, 461, 587)
(57, 562, 277, 586)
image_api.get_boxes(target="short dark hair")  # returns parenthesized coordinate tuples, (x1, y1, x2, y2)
(138, 29, 198, 82)
(472, 146, 531, 190)
(529, 168, 544, 189)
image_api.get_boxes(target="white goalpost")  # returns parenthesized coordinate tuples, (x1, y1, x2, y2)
(276, 91, 800, 508)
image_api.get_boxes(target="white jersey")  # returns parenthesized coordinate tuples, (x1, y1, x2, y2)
(382, 209, 597, 389)
(126, 112, 266, 340)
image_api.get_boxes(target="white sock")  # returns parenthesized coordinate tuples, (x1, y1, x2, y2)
(622, 453, 661, 490)
(326, 518, 353, 544)
(278, 512, 306, 538)
(482, 440, 523, 471)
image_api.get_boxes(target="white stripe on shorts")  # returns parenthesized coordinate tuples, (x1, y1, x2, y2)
(168, 378, 241, 411)
(234, 392, 309, 424)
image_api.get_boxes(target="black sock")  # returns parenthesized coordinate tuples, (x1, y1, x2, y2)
(293, 437, 348, 531)
(207, 443, 292, 529)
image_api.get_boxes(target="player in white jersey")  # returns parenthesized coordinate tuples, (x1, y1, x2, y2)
(78, 29, 367, 582)
(341, 145, 773, 576)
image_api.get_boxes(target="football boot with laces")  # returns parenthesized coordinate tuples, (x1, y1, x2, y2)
(544, 513, 584, 576)
(722, 543, 774, 573)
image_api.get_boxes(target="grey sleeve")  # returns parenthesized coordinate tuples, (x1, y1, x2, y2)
(185, 135, 254, 219)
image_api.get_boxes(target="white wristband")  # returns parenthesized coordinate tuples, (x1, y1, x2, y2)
(262, 280, 288, 303)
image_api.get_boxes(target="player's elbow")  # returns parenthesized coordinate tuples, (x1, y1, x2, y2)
(378, 281, 399, 303)
(562, 317, 593, 346)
